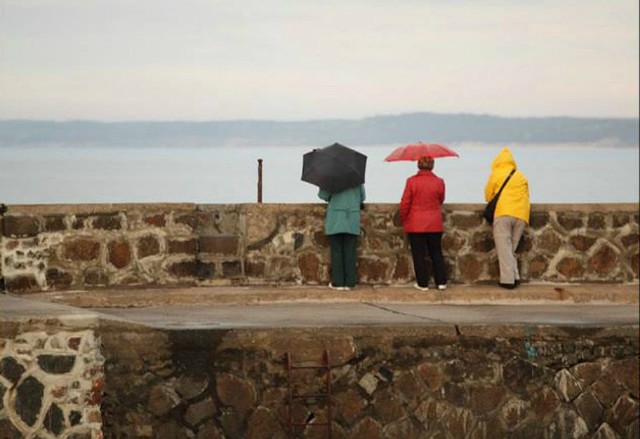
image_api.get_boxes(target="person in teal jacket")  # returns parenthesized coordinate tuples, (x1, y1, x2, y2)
(318, 185, 366, 290)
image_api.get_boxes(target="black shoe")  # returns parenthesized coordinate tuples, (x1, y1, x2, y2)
(515, 280, 521, 287)
(499, 283, 516, 290)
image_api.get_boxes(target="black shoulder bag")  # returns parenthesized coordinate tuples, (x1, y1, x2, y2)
(483, 169, 516, 224)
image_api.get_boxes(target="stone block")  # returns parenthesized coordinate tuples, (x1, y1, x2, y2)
(175, 213, 197, 229)
(556, 257, 585, 279)
(15, 376, 44, 426)
(147, 384, 180, 416)
(606, 395, 639, 431)
(530, 386, 560, 418)
(168, 239, 197, 255)
(84, 267, 109, 286)
(175, 375, 209, 400)
(2, 215, 39, 237)
(108, 240, 131, 268)
(588, 213, 607, 230)
(45, 268, 74, 289)
(450, 213, 483, 229)
(588, 244, 618, 275)
(570, 234, 597, 251)
(44, 215, 66, 232)
(245, 259, 266, 277)
(137, 235, 160, 259)
(144, 213, 166, 227)
(499, 397, 530, 429)
(620, 232, 639, 248)
(357, 258, 389, 283)
(169, 261, 198, 278)
(185, 397, 216, 428)
(537, 230, 562, 254)
(0, 357, 26, 384)
(392, 255, 410, 280)
(557, 212, 585, 231)
(416, 362, 445, 391)
(442, 232, 466, 252)
(43, 403, 64, 436)
(528, 255, 549, 278)
(199, 236, 238, 255)
(574, 390, 603, 430)
(37, 354, 76, 374)
(335, 389, 367, 425)
(63, 239, 100, 261)
(373, 388, 404, 423)
(298, 253, 320, 283)
(222, 260, 242, 278)
(93, 213, 122, 230)
(458, 254, 483, 282)
(529, 211, 550, 229)
(5, 275, 39, 292)
(469, 385, 506, 414)
(350, 416, 382, 439)
(245, 406, 281, 439)
(613, 213, 631, 228)
(216, 373, 256, 415)
(554, 369, 582, 402)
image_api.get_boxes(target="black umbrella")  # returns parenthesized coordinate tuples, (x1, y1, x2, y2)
(301, 143, 367, 194)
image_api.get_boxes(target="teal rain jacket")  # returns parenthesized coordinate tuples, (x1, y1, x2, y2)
(318, 185, 366, 235)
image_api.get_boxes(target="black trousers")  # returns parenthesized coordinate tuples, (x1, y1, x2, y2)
(408, 232, 447, 288)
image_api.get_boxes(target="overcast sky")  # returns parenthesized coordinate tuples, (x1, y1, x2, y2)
(1, 0, 638, 121)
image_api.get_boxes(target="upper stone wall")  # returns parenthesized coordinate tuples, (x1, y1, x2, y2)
(1, 203, 638, 293)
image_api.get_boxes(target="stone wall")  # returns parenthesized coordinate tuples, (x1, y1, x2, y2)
(1, 203, 638, 292)
(98, 324, 639, 439)
(0, 322, 104, 438)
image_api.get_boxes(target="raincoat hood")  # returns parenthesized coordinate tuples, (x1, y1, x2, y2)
(491, 148, 517, 171)
(484, 148, 530, 224)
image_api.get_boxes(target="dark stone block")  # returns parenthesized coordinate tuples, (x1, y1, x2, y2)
(5, 275, 39, 292)
(613, 213, 631, 228)
(298, 253, 320, 283)
(450, 213, 483, 229)
(0, 382, 5, 410)
(199, 236, 238, 255)
(588, 213, 606, 230)
(197, 262, 215, 280)
(137, 235, 160, 259)
(84, 268, 109, 286)
(472, 233, 494, 252)
(93, 213, 122, 230)
(313, 231, 329, 248)
(15, 376, 44, 426)
(72, 214, 89, 229)
(222, 260, 242, 277)
(37, 354, 76, 374)
(44, 403, 64, 435)
(503, 358, 551, 395)
(0, 357, 26, 384)
(46, 268, 73, 289)
(357, 257, 389, 283)
(556, 257, 585, 279)
(3, 215, 39, 237)
(169, 261, 198, 278)
(620, 233, 639, 248)
(168, 239, 197, 255)
(529, 211, 550, 229)
(557, 212, 584, 231)
(44, 215, 66, 232)
(63, 239, 100, 261)
(176, 213, 197, 229)
(144, 213, 166, 227)
(69, 410, 82, 426)
(570, 235, 597, 251)
(245, 259, 266, 277)
(588, 244, 618, 275)
(108, 240, 131, 268)
(293, 233, 304, 251)
(0, 419, 22, 439)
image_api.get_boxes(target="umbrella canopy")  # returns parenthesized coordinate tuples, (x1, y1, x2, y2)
(301, 143, 367, 194)
(384, 142, 459, 161)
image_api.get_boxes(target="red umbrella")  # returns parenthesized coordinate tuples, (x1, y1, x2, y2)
(384, 142, 459, 161)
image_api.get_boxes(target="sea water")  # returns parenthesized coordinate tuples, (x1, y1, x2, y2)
(0, 144, 638, 204)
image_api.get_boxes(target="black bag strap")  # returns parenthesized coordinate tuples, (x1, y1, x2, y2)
(493, 168, 516, 200)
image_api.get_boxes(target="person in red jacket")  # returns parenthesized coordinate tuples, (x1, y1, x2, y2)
(399, 156, 447, 291)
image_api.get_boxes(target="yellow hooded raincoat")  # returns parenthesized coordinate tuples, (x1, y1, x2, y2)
(484, 148, 530, 224)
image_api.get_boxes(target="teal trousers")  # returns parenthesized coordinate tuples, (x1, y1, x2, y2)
(329, 234, 358, 288)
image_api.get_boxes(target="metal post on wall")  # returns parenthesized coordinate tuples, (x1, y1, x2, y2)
(257, 159, 263, 203)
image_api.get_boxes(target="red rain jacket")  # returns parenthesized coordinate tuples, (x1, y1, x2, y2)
(399, 170, 445, 233)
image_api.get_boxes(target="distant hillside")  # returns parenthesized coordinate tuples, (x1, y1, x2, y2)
(0, 113, 638, 147)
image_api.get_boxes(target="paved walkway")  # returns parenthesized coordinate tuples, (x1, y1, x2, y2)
(2, 283, 638, 330)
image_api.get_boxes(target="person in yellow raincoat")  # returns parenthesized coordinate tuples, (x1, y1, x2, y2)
(484, 148, 530, 289)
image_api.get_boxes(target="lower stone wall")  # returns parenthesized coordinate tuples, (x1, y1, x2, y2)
(0, 322, 104, 438)
(1, 203, 638, 292)
(99, 324, 639, 439)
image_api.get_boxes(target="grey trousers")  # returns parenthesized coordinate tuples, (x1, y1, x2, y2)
(493, 216, 526, 284)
